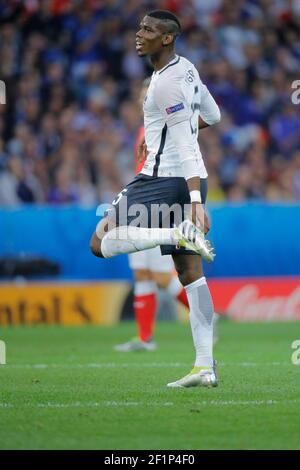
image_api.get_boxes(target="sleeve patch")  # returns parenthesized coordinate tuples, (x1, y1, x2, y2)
(166, 102, 184, 114)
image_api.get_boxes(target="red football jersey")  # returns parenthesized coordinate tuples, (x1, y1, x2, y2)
(134, 126, 145, 175)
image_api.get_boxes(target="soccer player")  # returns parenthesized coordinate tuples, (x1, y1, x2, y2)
(115, 79, 191, 352)
(90, 10, 221, 387)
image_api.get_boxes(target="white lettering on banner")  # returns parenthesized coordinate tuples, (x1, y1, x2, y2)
(227, 286, 300, 321)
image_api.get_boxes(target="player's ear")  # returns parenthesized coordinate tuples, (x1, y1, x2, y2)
(162, 33, 174, 46)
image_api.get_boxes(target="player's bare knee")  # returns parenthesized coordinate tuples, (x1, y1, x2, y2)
(177, 269, 198, 286)
(172, 254, 203, 286)
(90, 217, 112, 258)
(90, 232, 104, 258)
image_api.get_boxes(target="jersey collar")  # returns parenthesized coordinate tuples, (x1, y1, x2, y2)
(155, 55, 180, 75)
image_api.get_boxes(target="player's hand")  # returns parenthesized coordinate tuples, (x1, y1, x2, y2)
(137, 138, 148, 162)
(191, 202, 210, 234)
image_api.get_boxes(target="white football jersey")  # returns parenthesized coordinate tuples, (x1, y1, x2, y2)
(141, 55, 219, 178)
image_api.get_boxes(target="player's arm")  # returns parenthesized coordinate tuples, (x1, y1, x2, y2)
(198, 117, 210, 130)
(186, 175, 210, 233)
(154, 81, 216, 232)
(136, 133, 147, 162)
(167, 120, 209, 232)
(198, 84, 221, 130)
(189, 85, 220, 229)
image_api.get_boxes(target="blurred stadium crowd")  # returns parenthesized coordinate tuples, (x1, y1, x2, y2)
(0, 0, 300, 206)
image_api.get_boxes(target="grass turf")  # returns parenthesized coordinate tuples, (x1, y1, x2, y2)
(0, 320, 300, 450)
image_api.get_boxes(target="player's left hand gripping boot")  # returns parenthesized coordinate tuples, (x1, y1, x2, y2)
(175, 220, 215, 262)
(167, 361, 218, 388)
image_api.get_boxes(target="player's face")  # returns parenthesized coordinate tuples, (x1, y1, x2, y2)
(136, 16, 165, 57)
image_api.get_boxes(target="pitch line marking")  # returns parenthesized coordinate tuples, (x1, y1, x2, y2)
(5, 361, 290, 369)
(1, 399, 300, 409)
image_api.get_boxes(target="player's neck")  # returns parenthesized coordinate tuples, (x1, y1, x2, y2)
(150, 49, 176, 72)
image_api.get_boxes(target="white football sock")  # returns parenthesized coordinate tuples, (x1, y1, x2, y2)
(167, 276, 183, 297)
(100, 226, 178, 259)
(185, 276, 214, 368)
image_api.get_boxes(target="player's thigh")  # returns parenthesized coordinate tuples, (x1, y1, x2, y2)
(112, 175, 188, 229)
(172, 253, 203, 286)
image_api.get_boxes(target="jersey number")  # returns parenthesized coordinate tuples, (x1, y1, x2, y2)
(112, 188, 128, 206)
(190, 85, 200, 135)
(185, 69, 195, 83)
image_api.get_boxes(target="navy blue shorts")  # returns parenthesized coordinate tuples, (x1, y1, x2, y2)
(108, 174, 208, 256)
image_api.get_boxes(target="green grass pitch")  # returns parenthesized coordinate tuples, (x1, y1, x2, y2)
(0, 320, 300, 450)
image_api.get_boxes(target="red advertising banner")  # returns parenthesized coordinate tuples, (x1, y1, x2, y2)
(208, 278, 300, 322)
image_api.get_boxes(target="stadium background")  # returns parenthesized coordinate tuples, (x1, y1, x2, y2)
(0, 0, 300, 451)
(0, 0, 299, 323)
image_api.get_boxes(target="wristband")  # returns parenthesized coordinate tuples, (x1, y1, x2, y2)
(190, 190, 202, 203)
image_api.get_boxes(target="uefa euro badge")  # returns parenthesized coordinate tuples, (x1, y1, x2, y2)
(0, 80, 6, 105)
(0, 340, 6, 365)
